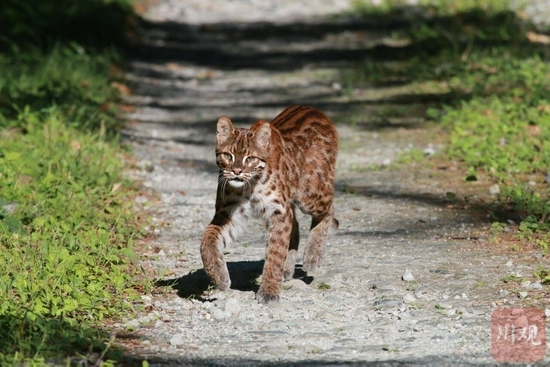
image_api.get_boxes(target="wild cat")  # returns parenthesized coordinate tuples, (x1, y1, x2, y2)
(200, 105, 338, 303)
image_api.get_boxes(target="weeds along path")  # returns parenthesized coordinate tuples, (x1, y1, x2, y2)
(120, 1, 549, 365)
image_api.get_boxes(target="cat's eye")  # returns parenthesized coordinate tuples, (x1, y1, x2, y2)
(245, 156, 257, 164)
(219, 153, 233, 161)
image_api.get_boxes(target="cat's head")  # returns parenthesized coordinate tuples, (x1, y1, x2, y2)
(215, 116, 271, 188)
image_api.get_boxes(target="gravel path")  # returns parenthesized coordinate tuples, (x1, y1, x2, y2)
(119, 1, 549, 365)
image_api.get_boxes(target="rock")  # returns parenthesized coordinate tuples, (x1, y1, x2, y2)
(212, 308, 231, 320)
(126, 319, 140, 329)
(374, 299, 402, 308)
(489, 184, 500, 195)
(403, 294, 416, 304)
(519, 292, 528, 299)
(169, 334, 185, 346)
(529, 281, 543, 290)
(498, 290, 509, 298)
(224, 298, 241, 315)
(505, 260, 513, 267)
(135, 195, 149, 204)
(423, 146, 436, 156)
(402, 269, 415, 282)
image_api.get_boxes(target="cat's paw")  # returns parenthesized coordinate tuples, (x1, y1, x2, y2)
(215, 279, 231, 291)
(210, 266, 231, 291)
(256, 290, 280, 304)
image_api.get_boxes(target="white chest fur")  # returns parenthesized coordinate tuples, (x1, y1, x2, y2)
(249, 180, 285, 221)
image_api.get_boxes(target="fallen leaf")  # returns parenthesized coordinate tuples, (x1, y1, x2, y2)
(110, 81, 132, 95)
(70, 140, 82, 151)
(112, 183, 122, 193)
(118, 104, 135, 113)
(527, 124, 540, 136)
(526, 31, 550, 44)
(166, 62, 182, 70)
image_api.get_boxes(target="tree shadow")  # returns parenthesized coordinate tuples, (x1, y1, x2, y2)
(125, 4, 547, 138)
(337, 182, 519, 226)
(155, 261, 313, 299)
(0, 0, 133, 53)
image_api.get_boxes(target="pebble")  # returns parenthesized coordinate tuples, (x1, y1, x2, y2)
(403, 294, 417, 304)
(402, 269, 415, 282)
(212, 309, 231, 320)
(489, 184, 500, 195)
(169, 334, 185, 346)
(224, 298, 241, 314)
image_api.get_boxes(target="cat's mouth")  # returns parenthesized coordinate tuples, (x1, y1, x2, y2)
(228, 177, 246, 188)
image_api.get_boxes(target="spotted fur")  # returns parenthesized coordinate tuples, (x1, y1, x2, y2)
(200, 105, 338, 303)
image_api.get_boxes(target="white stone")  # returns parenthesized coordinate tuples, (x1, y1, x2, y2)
(169, 334, 185, 346)
(402, 269, 415, 282)
(126, 319, 140, 329)
(489, 184, 500, 195)
(403, 294, 416, 304)
(224, 298, 241, 315)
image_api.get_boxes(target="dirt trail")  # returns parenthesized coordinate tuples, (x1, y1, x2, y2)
(119, 1, 549, 365)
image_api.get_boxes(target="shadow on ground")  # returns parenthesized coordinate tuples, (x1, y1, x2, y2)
(126, 5, 540, 129)
(155, 261, 313, 299)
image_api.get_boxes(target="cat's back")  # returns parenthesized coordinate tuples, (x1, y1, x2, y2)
(270, 105, 337, 144)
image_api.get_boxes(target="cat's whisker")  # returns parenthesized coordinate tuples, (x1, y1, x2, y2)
(220, 178, 228, 204)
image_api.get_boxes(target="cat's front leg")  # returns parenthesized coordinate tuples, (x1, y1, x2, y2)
(200, 205, 246, 291)
(257, 207, 293, 303)
(200, 222, 231, 291)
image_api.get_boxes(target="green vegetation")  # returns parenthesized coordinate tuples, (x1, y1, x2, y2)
(0, 0, 144, 364)
(350, 1, 550, 250)
(502, 272, 522, 283)
(316, 282, 332, 290)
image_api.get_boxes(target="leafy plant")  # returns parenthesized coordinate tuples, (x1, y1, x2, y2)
(351, 0, 550, 230)
(0, 0, 143, 363)
(534, 267, 550, 285)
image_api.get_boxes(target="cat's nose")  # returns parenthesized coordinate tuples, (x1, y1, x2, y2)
(232, 168, 242, 175)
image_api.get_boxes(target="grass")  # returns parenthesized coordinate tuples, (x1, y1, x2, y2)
(349, 0, 550, 259)
(0, 0, 146, 364)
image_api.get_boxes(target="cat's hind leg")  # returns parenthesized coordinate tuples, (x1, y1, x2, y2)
(302, 209, 336, 273)
(257, 205, 294, 303)
(283, 207, 300, 281)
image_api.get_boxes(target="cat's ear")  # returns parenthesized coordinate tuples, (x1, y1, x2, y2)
(216, 116, 235, 146)
(254, 122, 271, 151)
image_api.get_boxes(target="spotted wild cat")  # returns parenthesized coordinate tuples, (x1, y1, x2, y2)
(200, 105, 338, 303)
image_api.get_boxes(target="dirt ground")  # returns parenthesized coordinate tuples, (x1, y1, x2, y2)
(117, 1, 550, 365)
